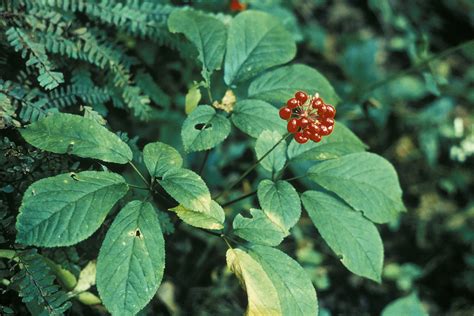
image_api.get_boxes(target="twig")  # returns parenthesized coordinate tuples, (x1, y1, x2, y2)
(221, 190, 257, 208)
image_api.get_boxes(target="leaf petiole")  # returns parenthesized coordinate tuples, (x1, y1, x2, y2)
(128, 161, 150, 187)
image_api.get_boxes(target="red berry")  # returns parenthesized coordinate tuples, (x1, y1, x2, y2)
(311, 98, 324, 109)
(319, 124, 329, 136)
(318, 104, 327, 116)
(310, 133, 322, 143)
(303, 129, 312, 139)
(294, 132, 308, 144)
(279, 106, 292, 120)
(323, 118, 335, 126)
(287, 118, 299, 133)
(308, 123, 321, 134)
(324, 105, 336, 119)
(299, 117, 310, 128)
(287, 98, 300, 109)
(295, 91, 308, 104)
(326, 125, 334, 134)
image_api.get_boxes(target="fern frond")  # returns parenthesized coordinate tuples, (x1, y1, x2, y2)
(5, 27, 64, 90)
(0, 80, 51, 123)
(121, 84, 151, 119)
(31, 0, 175, 39)
(35, 27, 152, 119)
(0, 91, 20, 129)
(71, 67, 95, 88)
(136, 70, 171, 108)
(10, 249, 72, 316)
(46, 84, 111, 109)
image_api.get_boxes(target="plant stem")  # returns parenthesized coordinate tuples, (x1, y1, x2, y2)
(360, 39, 474, 98)
(127, 183, 149, 190)
(214, 133, 290, 200)
(198, 150, 210, 176)
(207, 86, 214, 103)
(221, 190, 257, 208)
(222, 236, 233, 249)
(128, 161, 150, 187)
(284, 174, 307, 182)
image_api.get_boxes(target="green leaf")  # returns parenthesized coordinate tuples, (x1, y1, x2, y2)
(248, 64, 340, 106)
(307, 152, 405, 223)
(168, 10, 226, 80)
(143, 142, 183, 178)
(170, 200, 224, 230)
(231, 99, 286, 138)
(159, 168, 211, 213)
(248, 245, 318, 316)
(224, 10, 296, 85)
(301, 191, 383, 282)
(185, 84, 202, 115)
(287, 123, 367, 161)
(381, 293, 428, 316)
(97, 201, 165, 316)
(226, 248, 282, 315)
(181, 105, 231, 152)
(233, 208, 288, 246)
(257, 179, 301, 230)
(255, 130, 287, 174)
(16, 171, 128, 247)
(20, 113, 132, 164)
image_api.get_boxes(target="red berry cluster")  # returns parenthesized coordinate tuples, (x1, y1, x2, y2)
(279, 91, 336, 144)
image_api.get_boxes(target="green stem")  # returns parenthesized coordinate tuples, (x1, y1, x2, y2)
(207, 86, 214, 103)
(198, 150, 210, 176)
(283, 174, 307, 182)
(214, 133, 290, 200)
(128, 161, 150, 187)
(221, 190, 257, 208)
(44, 258, 77, 291)
(222, 236, 233, 249)
(359, 39, 474, 98)
(127, 183, 149, 190)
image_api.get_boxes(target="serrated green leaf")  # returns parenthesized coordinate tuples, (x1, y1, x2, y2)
(257, 179, 301, 230)
(255, 130, 287, 174)
(248, 64, 340, 105)
(181, 105, 231, 152)
(185, 85, 202, 115)
(97, 201, 165, 316)
(168, 10, 226, 80)
(248, 245, 318, 316)
(231, 99, 286, 138)
(16, 171, 128, 247)
(159, 168, 211, 213)
(287, 123, 367, 161)
(382, 293, 428, 316)
(307, 152, 405, 223)
(170, 200, 224, 230)
(226, 248, 282, 315)
(143, 142, 183, 178)
(224, 10, 296, 85)
(233, 208, 288, 246)
(20, 113, 132, 164)
(301, 191, 383, 282)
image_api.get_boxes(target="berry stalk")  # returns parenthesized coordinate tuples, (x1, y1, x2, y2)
(214, 133, 291, 200)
